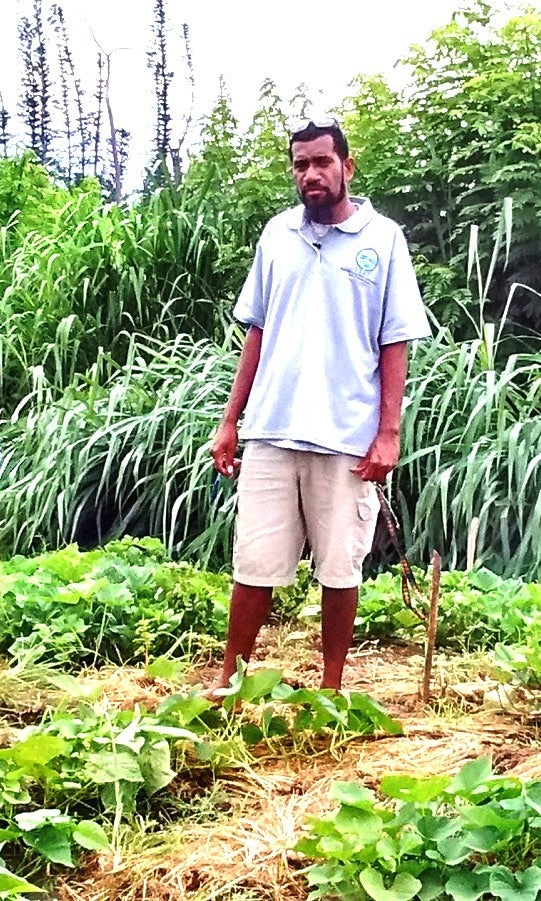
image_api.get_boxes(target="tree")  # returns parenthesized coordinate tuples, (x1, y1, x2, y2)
(18, 0, 53, 165)
(92, 52, 105, 179)
(0, 93, 10, 157)
(343, 1, 541, 333)
(148, 0, 172, 171)
(51, 4, 73, 182)
(110, 127, 130, 190)
(51, 4, 90, 181)
(89, 39, 126, 201)
(146, 4, 194, 185)
(18, 14, 40, 157)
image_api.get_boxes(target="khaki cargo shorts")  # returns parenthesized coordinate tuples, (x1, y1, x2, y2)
(233, 441, 380, 589)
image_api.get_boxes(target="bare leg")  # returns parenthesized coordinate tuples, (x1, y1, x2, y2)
(209, 581, 273, 690)
(320, 586, 359, 690)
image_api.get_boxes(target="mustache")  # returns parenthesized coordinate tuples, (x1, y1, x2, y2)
(299, 173, 346, 207)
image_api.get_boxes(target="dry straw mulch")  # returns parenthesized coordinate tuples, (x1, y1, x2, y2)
(55, 638, 541, 901)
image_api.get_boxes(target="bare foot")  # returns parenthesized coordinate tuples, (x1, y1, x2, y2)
(201, 685, 229, 703)
(201, 685, 242, 711)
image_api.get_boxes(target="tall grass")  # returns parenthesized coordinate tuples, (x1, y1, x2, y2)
(0, 332, 239, 566)
(0, 180, 242, 411)
(397, 204, 541, 578)
(398, 330, 541, 578)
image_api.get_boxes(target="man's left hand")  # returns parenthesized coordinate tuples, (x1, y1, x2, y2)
(351, 430, 400, 483)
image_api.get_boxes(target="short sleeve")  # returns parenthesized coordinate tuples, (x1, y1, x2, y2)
(233, 241, 267, 328)
(379, 228, 432, 345)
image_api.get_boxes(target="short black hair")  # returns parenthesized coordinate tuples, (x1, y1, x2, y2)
(288, 121, 349, 161)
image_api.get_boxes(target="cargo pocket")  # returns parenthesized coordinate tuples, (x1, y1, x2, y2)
(357, 481, 380, 519)
(356, 487, 380, 556)
(358, 499, 375, 521)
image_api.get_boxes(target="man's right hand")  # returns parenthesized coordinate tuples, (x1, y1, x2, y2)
(210, 422, 241, 477)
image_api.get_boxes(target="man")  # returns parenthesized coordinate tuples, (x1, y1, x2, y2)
(208, 118, 430, 695)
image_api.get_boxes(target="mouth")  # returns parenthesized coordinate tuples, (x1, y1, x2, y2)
(303, 187, 326, 200)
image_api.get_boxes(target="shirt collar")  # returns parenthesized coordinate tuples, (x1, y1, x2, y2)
(286, 197, 375, 233)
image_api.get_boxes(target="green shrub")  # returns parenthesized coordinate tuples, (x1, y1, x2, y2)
(0, 537, 231, 667)
(355, 567, 541, 651)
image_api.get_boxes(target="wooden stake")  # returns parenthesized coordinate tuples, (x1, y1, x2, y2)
(422, 550, 441, 704)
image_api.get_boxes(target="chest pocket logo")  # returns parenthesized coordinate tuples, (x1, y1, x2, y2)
(356, 248, 379, 274)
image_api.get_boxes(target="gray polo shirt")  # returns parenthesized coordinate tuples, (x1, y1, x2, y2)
(233, 198, 431, 457)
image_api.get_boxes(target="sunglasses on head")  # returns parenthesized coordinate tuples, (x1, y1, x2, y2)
(288, 116, 341, 136)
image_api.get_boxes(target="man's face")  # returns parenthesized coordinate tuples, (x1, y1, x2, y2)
(290, 134, 354, 214)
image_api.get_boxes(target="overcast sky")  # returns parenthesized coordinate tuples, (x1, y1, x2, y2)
(0, 0, 532, 182)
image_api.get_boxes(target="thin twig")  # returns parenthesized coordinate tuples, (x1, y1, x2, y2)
(422, 550, 441, 704)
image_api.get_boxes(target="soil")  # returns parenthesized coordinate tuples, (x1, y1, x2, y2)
(38, 627, 541, 900)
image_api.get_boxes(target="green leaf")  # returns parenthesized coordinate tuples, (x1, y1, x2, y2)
(264, 715, 289, 737)
(319, 834, 350, 857)
(85, 750, 144, 784)
(489, 866, 541, 900)
(524, 783, 541, 816)
(294, 707, 315, 732)
(0, 866, 44, 895)
(487, 866, 530, 900)
(72, 819, 110, 851)
(459, 804, 522, 835)
(115, 719, 145, 753)
(417, 814, 460, 842)
(346, 693, 403, 735)
(196, 741, 216, 762)
(24, 824, 73, 867)
(139, 740, 175, 795)
(360, 867, 422, 900)
(468, 569, 502, 592)
(0, 827, 20, 843)
(435, 835, 472, 866)
(449, 757, 493, 796)
(418, 869, 446, 901)
(306, 861, 349, 887)
(9, 734, 69, 767)
(331, 782, 377, 810)
(47, 672, 101, 700)
(238, 669, 284, 702)
(270, 682, 294, 701)
(445, 868, 491, 900)
(146, 656, 185, 681)
(375, 834, 398, 862)
(241, 723, 264, 745)
(139, 723, 199, 740)
(156, 693, 211, 722)
(294, 836, 321, 857)
(380, 774, 451, 804)
(398, 830, 424, 855)
(462, 826, 501, 852)
(334, 808, 383, 844)
(100, 779, 140, 813)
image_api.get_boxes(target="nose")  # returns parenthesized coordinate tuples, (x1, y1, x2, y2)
(302, 163, 321, 185)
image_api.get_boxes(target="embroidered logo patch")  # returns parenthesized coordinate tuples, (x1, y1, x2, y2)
(356, 248, 379, 273)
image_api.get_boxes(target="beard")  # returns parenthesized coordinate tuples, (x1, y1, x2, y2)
(300, 171, 346, 217)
